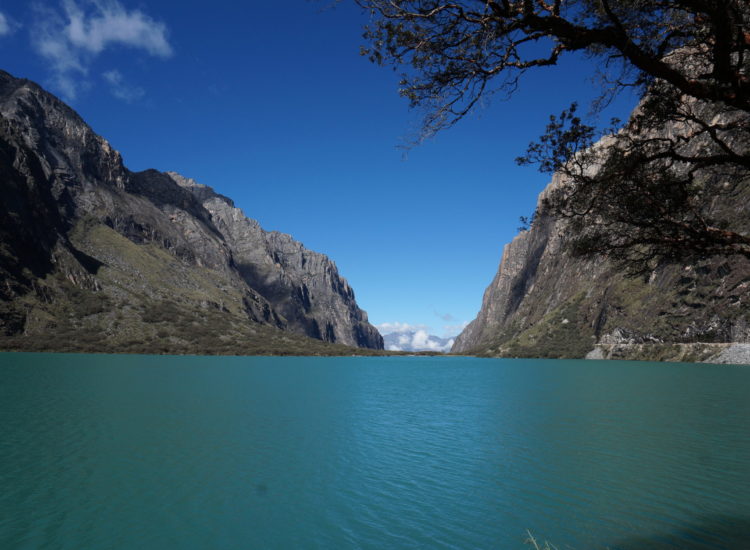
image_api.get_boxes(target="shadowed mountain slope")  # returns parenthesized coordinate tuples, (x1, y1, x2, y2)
(0, 69, 383, 354)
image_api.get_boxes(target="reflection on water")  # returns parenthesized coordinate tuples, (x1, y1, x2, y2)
(0, 354, 748, 549)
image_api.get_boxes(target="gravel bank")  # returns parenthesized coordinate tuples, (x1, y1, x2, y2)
(711, 344, 750, 365)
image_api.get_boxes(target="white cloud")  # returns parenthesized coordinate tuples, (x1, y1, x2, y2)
(378, 320, 460, 352)
(64, 0, 172, 57)
(375, 322, 429, 335)
(102, 69, 144, 102)
(32, 0, 173, 100)
(403, 330, 454, 352)
(383, 327, 454, 352)
(408, 330, 454, 352)
(0, 11, 22, 36)
(412, 329, 430, 348)
(0, 13, 11, 36)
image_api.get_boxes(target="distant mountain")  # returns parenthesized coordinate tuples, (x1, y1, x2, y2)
(0, 69, 383, 354)
(383, 330, 454, 352)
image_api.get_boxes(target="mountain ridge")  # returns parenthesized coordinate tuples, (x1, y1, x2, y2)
(0, 69, 383, 354)
(453, 104, 750, 364)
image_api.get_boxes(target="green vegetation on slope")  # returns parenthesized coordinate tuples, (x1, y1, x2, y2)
(472, 293, 595, 359)
(0, 219, 403, 357)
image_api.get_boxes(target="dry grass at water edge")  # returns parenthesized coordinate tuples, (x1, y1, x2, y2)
(525, 530, 559, 550)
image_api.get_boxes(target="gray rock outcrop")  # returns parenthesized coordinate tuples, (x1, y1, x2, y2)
(453, 114, 750, 364)
(0, 69, 383, 352)
(167, 172, 382, 348)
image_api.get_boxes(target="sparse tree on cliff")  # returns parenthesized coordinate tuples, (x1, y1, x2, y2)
(356, 0, 750, 271)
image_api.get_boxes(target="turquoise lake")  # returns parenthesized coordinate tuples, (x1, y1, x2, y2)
(0, 354, 748, 549)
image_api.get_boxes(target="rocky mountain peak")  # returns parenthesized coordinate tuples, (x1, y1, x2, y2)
(0, 69, 127, 193)
(0, 69, 383, 352)
(453, 98, 750, 363)
(165, 171, 382, 349)
(167, 171, 235, 207)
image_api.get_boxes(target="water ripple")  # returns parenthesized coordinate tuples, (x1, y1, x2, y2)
(0, 354, 748, 549)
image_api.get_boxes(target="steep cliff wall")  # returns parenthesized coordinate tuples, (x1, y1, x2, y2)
(167, 172, 382, 348)
(0, 69, 383, 353)
(454, 155, 750, 364)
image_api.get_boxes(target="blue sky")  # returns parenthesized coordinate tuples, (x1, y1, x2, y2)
(0, 1, 638, 338)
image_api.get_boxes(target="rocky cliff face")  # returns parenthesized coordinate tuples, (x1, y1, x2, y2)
(0, 69, 382, 353)
(454, 146, 750, 363)
(166, 172, 381, 348)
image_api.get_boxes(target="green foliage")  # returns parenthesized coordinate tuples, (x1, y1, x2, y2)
(464, 247, 750, 362)
(0, 292, 422, 357)
(0, 301, 26, 336)
(141, 300, 185, 324)
(485, 295, 596, 359)
(67, 286, 111, 317)
(0, 217, 396, 357)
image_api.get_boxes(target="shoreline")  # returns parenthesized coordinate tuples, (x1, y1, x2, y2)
(1, 346, 748, 365)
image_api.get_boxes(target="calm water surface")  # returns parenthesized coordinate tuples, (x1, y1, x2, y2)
(0, 354, 748, 549)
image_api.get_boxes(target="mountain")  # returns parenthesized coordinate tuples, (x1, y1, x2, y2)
(453, 117, 750, 365)
(382, 330, 454, 352)
(0, 69, 383, 354)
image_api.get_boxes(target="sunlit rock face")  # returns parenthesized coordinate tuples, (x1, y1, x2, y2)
(0, 69, 383, 351)
(454, 108, 750, 363)
(167, 172, 383, 349)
